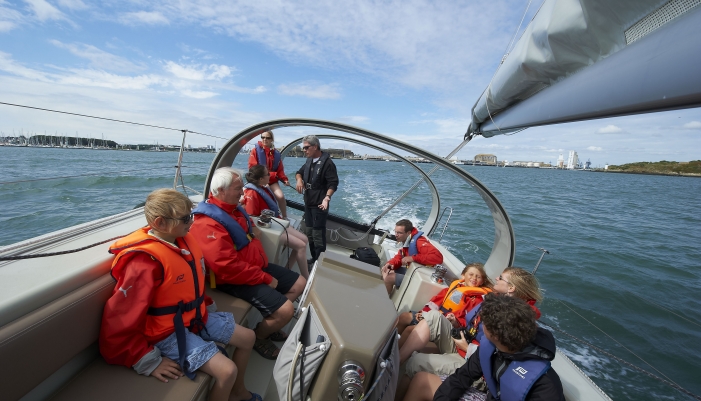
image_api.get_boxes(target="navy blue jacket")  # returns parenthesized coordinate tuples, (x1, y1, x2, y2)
(433, 327, 564, 401)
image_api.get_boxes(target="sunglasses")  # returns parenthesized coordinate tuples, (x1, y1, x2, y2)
(497, 275, 512, 285)
(302, 145, 313, 150)
(261, 136, 273, 140)
(165, 213, 194, 224)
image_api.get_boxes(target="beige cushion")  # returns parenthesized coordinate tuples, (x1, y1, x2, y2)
(206, 287, 253, 323)
(0, 269, 254, 401)
(50, 357, 211, 401)
(0, 275, 114, 401)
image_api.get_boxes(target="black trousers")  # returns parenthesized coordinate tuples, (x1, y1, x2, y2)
(303, 206, 328, 261)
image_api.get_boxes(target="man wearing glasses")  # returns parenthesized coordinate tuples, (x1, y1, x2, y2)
(191, 167, 306, 360)
(294, 135, 339, 265)
(381, 219, 443, 294)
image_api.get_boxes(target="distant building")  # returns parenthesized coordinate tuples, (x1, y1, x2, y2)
(567, 150, 579, 169)
(474, 153, 497, 165)
(557, 153, 565, 169)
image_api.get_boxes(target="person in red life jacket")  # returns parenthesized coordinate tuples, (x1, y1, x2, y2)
(381, 219, 443, 294)
(242, 165, 310, 278)
(189, 167, 306, 360)
(397, 263, 493, 343)
(99, 189, 260, 401)
(395, 267, 544, 401)
(404, 294, 564, 401)
(248, 130, 290, 219)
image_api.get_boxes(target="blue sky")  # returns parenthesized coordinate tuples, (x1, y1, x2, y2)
(0, 0, 699, 165)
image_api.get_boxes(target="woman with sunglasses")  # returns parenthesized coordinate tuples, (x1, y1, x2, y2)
(242, 165, 310, 278)
(397, 267, 543, 401)
(248, 130, 290, 220)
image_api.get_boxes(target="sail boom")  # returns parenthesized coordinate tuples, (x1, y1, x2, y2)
(472, 0, 701, 137)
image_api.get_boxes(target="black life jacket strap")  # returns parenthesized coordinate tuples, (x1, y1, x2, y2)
(173, 301, 196, 380)
(147, 294, 205, 316)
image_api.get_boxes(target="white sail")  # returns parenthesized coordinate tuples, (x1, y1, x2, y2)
(469, 0, 701, 137)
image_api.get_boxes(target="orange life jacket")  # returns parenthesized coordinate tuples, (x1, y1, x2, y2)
(439, 281, 492, 315)
(109, 228, 207, 343)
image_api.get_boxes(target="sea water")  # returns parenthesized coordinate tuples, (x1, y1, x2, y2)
(1, 146, 700, 400)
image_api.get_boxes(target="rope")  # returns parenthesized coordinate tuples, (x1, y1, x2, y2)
(538, 319, 701, 401)
(551, 298, 681, 388)
(0, 101, 228, 140)
(328, 224, 375, 244)
(0, 236, 125, 261)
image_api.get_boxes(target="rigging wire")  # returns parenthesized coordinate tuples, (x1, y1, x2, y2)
(538, 319, 701, 401)
(551, 297, 681, 388)
(528, 242, 701, 329)
(0, 101, 228, 140)
(482, 0, 533, 136)
(0, 166, 189, 186)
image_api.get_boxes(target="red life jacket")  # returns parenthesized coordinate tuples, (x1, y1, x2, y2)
(109, 228, 207, 378)
(439, 281, 492, 315)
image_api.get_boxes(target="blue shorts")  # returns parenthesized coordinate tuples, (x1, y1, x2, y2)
(154, 311, 235, 374)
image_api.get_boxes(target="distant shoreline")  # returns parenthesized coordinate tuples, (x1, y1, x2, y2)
(595, 170, 701, 178)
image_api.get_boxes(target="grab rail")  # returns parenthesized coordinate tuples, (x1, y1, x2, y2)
(431, 206, 454, 243)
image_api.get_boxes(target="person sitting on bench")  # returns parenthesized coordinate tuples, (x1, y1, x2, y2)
(380, 219, 443, 294)
(100, 188, 260, 401)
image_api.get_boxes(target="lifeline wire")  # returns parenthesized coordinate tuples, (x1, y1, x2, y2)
(0, 101, 228, 140)
(538, 319, 701, 401)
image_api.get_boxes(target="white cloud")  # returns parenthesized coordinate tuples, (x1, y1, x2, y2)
(683, 121, 701, 129)
(56, 0, 87, 10)
(181, 89, 218, 99)
(50, 40, 145, 72)
(278, 82, 341, 99)
(0, 51, 264, 101)
(119, 0, 519, 95)
(587, 146, 603, 151)
(164, 61, 233, 81)
(0, 2, 24, 32)
(0, 51, 51, 81)
(55, 69, 167, 90)
(341, 116, 369, 124)
(597, 125, 622, 134)
(24, 0, 66, 21)
(119, 11, 169, 25)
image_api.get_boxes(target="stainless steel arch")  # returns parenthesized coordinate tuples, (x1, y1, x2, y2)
(280, 134, 440, 235)
(204, 118, 515, 276)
